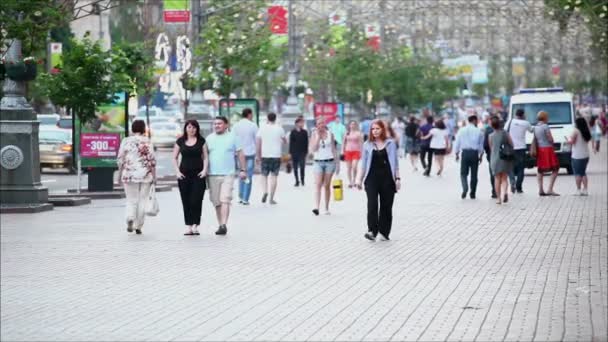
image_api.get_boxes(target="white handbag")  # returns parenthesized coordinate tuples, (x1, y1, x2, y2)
(144, 184, 159, 216)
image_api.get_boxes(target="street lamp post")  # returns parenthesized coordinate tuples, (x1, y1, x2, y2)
(281, 0, 302, 120)
(0, 22, 51, 212)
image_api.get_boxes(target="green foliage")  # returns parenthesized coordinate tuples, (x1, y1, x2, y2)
(38, 36, 117, 124)
(194, 0, 286, 97)
(0, 0, 69, 57)
(111, 42, 156, 102)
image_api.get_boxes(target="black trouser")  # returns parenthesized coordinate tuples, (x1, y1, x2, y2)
(177, 171, 206, 225)
(365, 174, 396, 238)
(420, 145, 433, 172)
(460, 150, 480, 195)
(508, 149, 526, 191)
(486, 154, 496, 196)
(291, 153, 306, 184)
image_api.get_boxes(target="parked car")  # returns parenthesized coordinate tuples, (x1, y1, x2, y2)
(37, 114, 60, 127)
(150, 122, 182, 148)
(56, 116, 73, 130)
(39, 128, 74, 173)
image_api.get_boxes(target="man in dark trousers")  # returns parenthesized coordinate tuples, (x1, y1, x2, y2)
(483, 115, 497, 198)
(419, 115, 434, 176)
(454, 115, 484, 199)
(289, 116, 309, 186)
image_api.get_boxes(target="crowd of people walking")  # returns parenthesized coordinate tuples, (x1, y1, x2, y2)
(117, 106, 604, 239)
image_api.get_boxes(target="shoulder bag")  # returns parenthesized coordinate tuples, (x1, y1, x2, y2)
(499, 131, 515, 161)
(144, 184, 160, 216)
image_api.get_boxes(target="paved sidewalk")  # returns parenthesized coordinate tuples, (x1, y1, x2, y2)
(1, 143, 607, 341)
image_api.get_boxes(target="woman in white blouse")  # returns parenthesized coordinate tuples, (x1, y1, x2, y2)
(117, 120, 157, 234)
(420, 118, 451, 176)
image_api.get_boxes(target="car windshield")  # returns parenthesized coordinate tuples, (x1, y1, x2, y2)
(40, 130, 70, 142)
(38, 116, 58, 125)
(511, 102, 572, 125)
(57, 118, 72, 129)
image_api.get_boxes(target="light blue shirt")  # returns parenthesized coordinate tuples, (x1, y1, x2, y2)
(232, 118, 258, 157)
(454, 123, 484, 154)
(328, 121, 346, 146)
(206, 132, 241, 175)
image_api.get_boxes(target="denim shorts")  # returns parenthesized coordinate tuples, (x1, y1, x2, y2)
(313, 159, 336, 174)
(571, 157, 589, 177)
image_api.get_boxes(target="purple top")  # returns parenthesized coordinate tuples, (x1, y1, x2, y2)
(419, 123, 433, 147)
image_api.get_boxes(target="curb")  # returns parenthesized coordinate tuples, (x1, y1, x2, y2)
(0, 203, 54, 214)
(48, 196, 92, 207)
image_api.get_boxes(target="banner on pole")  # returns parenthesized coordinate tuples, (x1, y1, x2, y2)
(49, 42, 62, 74)
(512, 56, 526, 77)
(163, 0, 190, 23)
(268, 5, 287, 34)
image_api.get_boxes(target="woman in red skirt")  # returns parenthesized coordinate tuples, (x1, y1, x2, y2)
(533, 111, 560, 196)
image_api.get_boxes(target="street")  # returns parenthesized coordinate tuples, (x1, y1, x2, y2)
(3, 144, 607, 341)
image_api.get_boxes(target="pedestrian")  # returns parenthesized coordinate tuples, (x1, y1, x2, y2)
(567, 117, 592, 196)
(589, 115, 602, 153)
(391, 116, 406, 158)
(328, 116, 347, 160)
(232, 108, 258, 205)
(533, 111, 560, 196)
(172, 120, 208, 235)
(117, 119, 157, 235)
(489, 116, 515, 204)
(419, 115, 434, 175)
(506, 109, 533, 194)
(483, 116, 497, 198)
(310, 116, 340, 215)
(404, 115, 420, 171)
(361, 116, 373, 141)
(454, 115, 484, 199)
(289, 116, 309, 187)
(421, 118, 450, 176)
(343, 120, 364, 188)
(205, 116, 247, 235)
(356, 119, 400, 242)
(256, 112, 286, 204)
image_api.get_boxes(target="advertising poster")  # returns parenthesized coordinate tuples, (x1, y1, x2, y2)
(163, 0, 190, 23)
(219, 98, 260, 126)
(75, 92, 128, 168)
(313, 102, 344, 124)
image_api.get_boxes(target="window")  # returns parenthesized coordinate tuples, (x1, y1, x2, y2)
(511, 102, 572, 125)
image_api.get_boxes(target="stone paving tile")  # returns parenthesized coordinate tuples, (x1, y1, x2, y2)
(1, 141, 607, 341)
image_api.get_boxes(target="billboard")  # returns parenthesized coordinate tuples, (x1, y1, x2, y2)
(75, 93, 128, 168)
(314, 102, 344, 124)
(163, 0, 190, 23)
(219, 98, 260, 126)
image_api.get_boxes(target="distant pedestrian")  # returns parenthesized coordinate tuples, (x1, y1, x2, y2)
(205, 116, 247, 235)
(454, 115, 484, 199)
(419, 115, 434, 175)
(404, 115, 420, 171)
(483, 116, 497, 198)
(361, 117, 373, 141)
(172, 120, 208, 235)
(356, 119, 400, 242)
(590, 116, 602, 153)
(489, 116, 514, 204)
(117, 119, 157, 235)
(533, 111, 560, 196)
(289, 116, 309, 187)
(567, 117, 592, 196)
(421, 118, 450, 176)
(507, 109, 533, 194)
(256, 112, 286, 204)
(391, 116, 406, 157)
(232, 108, 258, 205)
(343, 120, 364, 188)
(328, 116, 347, 160)
(310, 116, 339, 215)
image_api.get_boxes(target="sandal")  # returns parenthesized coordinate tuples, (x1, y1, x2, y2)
(192, 229, 200, 235)
(539, 192, 548, 196)
(184, 230, 195, 236)
(547, 192, 560, 196)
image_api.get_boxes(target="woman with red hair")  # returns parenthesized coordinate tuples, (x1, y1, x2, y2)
(356, 120, 401, 241)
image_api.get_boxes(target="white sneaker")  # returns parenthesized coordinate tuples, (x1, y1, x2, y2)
(324, 210, 331, 215)
(575, 189, 582, 196)
(581, 189, 589, 196)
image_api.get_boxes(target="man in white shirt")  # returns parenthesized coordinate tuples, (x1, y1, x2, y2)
(507, 109, 533, 193)
(232, 108, 258, 205)
(256, 112, 286, 204)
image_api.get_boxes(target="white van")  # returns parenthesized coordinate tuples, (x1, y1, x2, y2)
(508, 88, 574, 174)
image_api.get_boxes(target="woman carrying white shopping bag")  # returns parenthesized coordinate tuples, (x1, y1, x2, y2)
(117, 120, 157, 234)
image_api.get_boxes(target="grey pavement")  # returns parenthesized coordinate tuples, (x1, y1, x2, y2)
(2, 141, 607, 341)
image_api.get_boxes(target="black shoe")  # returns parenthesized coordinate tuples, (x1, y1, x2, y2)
(516, 189, 523, 194)
(215, 225, 227, 235)
(511, 185, 516, 194)
(461, 192, 467, 199)
(295, 182, 300, 187)
(378, 233, 390, 241)
(491, 191, 497, 199)
(470, 193, 476, 199)
(127, 220, 134, 233)
(364, 232, 376, 241)
(312, 209, 319, 216)
(262, 193, 268, 203)
(135, 229, 142, 235)
(301, 181, 305, 186)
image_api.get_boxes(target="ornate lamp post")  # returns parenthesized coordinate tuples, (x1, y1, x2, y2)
(0, 25, 51, 212)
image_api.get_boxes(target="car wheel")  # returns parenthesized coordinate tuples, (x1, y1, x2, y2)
(565, 165, 573, 175)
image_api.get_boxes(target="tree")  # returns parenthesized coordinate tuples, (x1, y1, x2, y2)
(38, 36, 117, 124)
(193, 0, 285, 98)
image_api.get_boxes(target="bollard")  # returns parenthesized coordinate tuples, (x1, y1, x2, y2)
(332, 178, 343, 201)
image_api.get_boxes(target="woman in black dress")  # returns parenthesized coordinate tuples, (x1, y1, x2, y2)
(172, 120, 209, 235)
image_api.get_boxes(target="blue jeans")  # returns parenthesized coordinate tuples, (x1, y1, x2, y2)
(508, 149, 526, 191)
(238, 156, 255, 203)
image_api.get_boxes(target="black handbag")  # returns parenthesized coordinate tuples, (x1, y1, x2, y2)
(499, 132, 515, 160)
